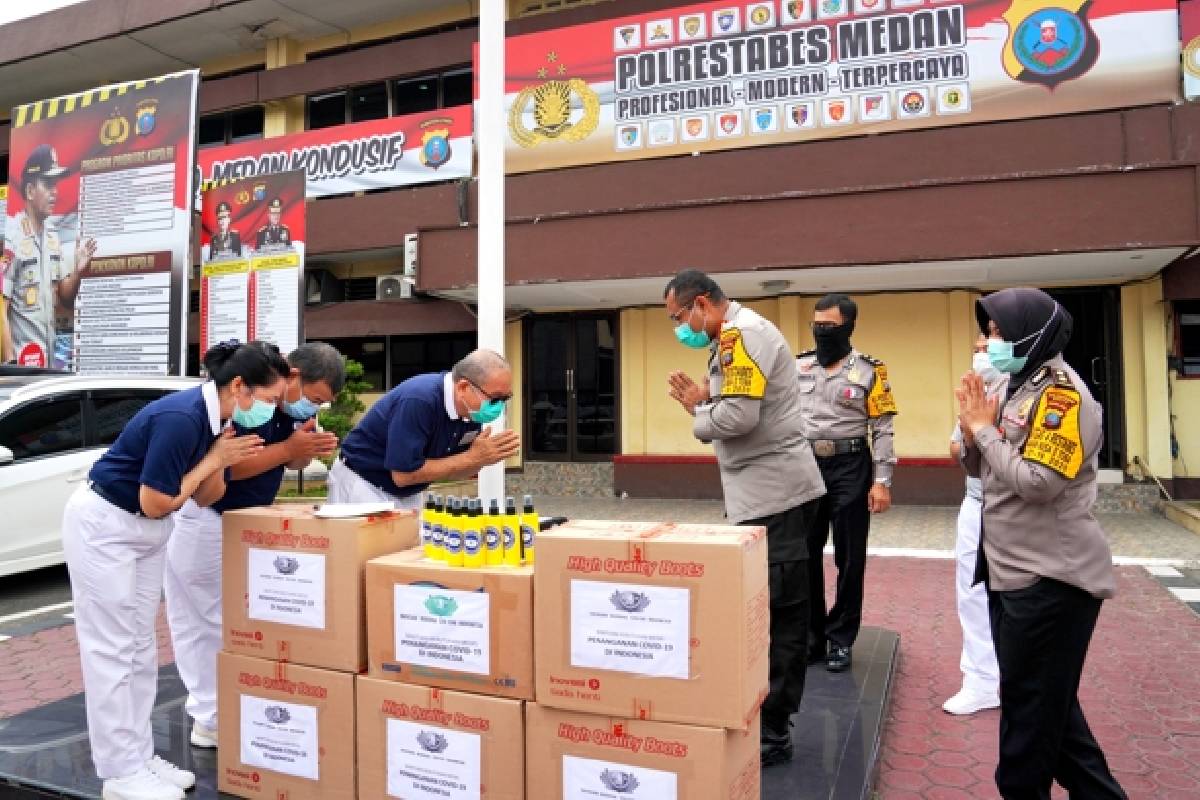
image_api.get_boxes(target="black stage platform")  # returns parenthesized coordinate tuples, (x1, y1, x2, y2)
(0, 628, 898, 799)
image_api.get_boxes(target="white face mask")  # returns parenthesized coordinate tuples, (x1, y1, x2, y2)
(972, 351, 1002, 384)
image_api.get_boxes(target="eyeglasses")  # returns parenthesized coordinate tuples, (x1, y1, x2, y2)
(469, 381, 512, 404)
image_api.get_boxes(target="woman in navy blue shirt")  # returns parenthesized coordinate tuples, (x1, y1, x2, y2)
(61, 341, 288, 800)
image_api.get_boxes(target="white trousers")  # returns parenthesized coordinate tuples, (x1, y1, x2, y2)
(163, 499, 222, 731)
(955, 494, 1000, 695)
(326, 458, 422, 510)
(61, 486, 172, 780)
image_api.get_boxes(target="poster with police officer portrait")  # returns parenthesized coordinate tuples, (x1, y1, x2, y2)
(2, 70, 199, 373)
(199, 170, 306, 357)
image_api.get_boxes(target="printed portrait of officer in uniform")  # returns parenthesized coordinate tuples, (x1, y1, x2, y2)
(207, 201, 242, 260)
(254, 197, 292, 251)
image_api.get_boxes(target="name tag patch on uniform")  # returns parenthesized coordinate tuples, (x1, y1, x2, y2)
(458, 430, 479, 447)
(718, 327, 767, 399)
(866, 365, 898, 417)
(1022, 387, 1084, 479)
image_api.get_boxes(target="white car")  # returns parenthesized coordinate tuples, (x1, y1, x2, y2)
(0, 373, 199, 578)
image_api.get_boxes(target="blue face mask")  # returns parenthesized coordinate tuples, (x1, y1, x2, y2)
(232, 392, 276, 429)
(674, 304, 711, 349)
(283, 394, 319, 420)
(467, 386, 505, 424)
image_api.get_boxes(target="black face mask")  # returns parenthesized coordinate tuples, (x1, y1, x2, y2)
(812, 322, 853, 367)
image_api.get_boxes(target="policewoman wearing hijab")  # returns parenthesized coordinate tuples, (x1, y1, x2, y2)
(61, 341, 287, 800)
(956, 288, 1126, 800)
(164, 342, 342, 752)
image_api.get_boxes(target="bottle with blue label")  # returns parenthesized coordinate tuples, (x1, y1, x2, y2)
(502, 496, 521, 567)
(429, 494, 446, 561)
(484, 499, 504, 566)
(520, 494, 537, 565)
(444, 497, 465, 567)
(420, 493, 436, 558)
(463, 498, 484, 568)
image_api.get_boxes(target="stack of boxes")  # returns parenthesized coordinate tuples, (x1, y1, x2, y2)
(216, 509, 767, 799)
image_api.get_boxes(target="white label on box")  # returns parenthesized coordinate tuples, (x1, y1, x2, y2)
(393, 585, 490, 675)
(247, 548, 327, 629)
(386, 718, 481, 800)
(239, 694, 319, 780)
(563, 755, 678, 800)
(570, 580, 690, 679)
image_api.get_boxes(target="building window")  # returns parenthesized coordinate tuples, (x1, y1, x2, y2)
(327, 338, 387, 391)
(198, 106, 265, 148)
(1178, 300, 1200, 378)
(390, 333, 474, 387)
(0, 153, 9, 184)
(514, 0, 613, 17)
(307, 69, 473, 130)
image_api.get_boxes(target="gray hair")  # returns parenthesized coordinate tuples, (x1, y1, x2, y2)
(451, 349, 510, 386)
(288, 342, 346, 393)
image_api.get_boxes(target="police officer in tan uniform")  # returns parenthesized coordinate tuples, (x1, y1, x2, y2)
(664, 269, 825, 767)
(208, 202, 242, 259)
(255, 197, 291, 250)
(796, 294, 896, 672)
(957, 287, 1126, 800)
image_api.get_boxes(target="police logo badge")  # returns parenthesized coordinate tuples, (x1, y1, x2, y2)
(617, 125, 641, 149)
(682, 15, 703, 38)
(100, 110, 130, 146)
(616, 26, 639, 49)
(901, 90, 926, 116)
(826, 99, 847, 123)
(685, 117, 704, 138)
(135, 99, 158, 136)
(509, 63, 601, 149)
(749, 4, 773, 27)
(273, 556, 300, 575)
(419, 126, 452, 169)
(719, 113, 740, 134)
(1002, 0, 1097, 89)
(416, 731, 450, 753)
(610, 590, 651, 613)
(784, 0, 810, 23)
(264, 706, 291, 724)
(715, 9, 738, 33)
(600, 769, 641, 793)
(253, 183, 267, 202)
(753, 108, 776, 132)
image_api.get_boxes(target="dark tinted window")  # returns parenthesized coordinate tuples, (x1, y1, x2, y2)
(1180, 300, 1200, 378)
(327, 338, 386, 391)
(0, 395, 84, 460)
(392, 76, 438, 116)
(197, 114, 227, 149)
(350, 82, 389, 122)
(90, 390, 171, 447)
(390, 333, 473, 388)
(442, 69, 473, 108)
(308, 91, 347, 129)
(230, 106, 265, 142)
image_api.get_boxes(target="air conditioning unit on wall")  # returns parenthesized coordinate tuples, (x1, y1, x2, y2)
(377, 274, 413, 300)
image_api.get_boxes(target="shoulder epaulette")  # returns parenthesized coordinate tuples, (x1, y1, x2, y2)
(796, 349, 816, 359)
(859, 353, 884, 367)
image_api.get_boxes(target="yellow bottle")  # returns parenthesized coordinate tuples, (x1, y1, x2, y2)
(421, 493, 437, 559)
(463, 499, 485, 569)
(520, 494, 538, 566)
(444, 498, 465, 567)
(502, 497, 521, 567)
(428, 494, 446, 561)
(484, 499, 504, 566)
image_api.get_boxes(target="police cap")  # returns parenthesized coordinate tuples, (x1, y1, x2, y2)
(22, 144, 69, 189)
(216, 201, 232, 215)
(268, 197, 283, 211)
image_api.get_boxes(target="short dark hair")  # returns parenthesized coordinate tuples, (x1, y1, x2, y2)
(815, 293, 857, 324)
(663, 269, 726, 305)
(289, 342, 346, 393)
(202, 340, 289, 389)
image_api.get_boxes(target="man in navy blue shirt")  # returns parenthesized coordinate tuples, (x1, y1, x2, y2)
(164, 342, 343, 751)
(329, 349, 520, 510)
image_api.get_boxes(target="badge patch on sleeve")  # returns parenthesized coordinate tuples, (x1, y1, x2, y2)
(718, 327, 767, 399)
(1022, 387, 1084, 479)
(866, 365, 898, 417)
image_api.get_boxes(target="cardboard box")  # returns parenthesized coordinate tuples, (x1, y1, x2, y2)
(356, 676, 525, 800)
(217, 652, 355, 800)
(525, 703, 760, 800)
(223, 505, 418, 672)
(534, 520, 769, 730)
(366, 549, 535, 700)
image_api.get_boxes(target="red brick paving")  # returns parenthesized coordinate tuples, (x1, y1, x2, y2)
(1, 560, 1198, 799)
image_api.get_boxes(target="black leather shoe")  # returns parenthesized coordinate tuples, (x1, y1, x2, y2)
(826, 644, 852, 672)
(807, 647, 826, 665)
(760, 720, 794, 767)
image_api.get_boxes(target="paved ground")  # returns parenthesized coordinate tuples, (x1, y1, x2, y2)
(3, 502, 1200, 798)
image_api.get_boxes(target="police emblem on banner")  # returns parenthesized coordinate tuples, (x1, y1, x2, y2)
(818, 0, 848, 20)
(615, 124, 642, 150)
(787, 102, 815, 129)
(648, 119, 676, 146)
(747, 3, 775, 30)
(716, 111, 743, 137)
(614, 25, 640, 50)
(751, 107, 778, 133)
(416, 731, 450, 753)
(783, 0, 812, 24)
(681, 14, 706, 40)
(898, 89, 930, 119)
(600, 770, 640, 793)
(682, 115, 708, 140)
(136, 99, 158, 136)
(419, 125, 452, 169)
(859, 93, 890, 122)
(823, 98, 851, 125)
(646, 19, 673, 44)
(713, 8, 740, 35)
(509, 52, 600, 149)
(253, 183, 267, 202)
(1002, 0, 1097, 88)
(100, 110, 130, 146)
(936, 83, 971, 115)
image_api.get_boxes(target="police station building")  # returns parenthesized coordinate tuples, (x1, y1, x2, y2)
(1, 0, 1198, 503)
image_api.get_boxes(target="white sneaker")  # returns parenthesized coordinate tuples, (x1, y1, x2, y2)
(101, 767, 185, 800)
(146, 755, 196, 791)
(190, 722, 218, 749)
(942, 688, 1000, 715)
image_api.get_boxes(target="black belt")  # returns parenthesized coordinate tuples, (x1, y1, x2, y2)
(809, 437, 868, 458)
(88, 481, 144, 517)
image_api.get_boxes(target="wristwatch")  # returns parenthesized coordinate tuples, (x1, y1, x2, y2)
(874, 477, 893, 489)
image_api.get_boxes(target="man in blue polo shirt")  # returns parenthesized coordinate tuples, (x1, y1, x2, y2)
(329, 349, 520, 509)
